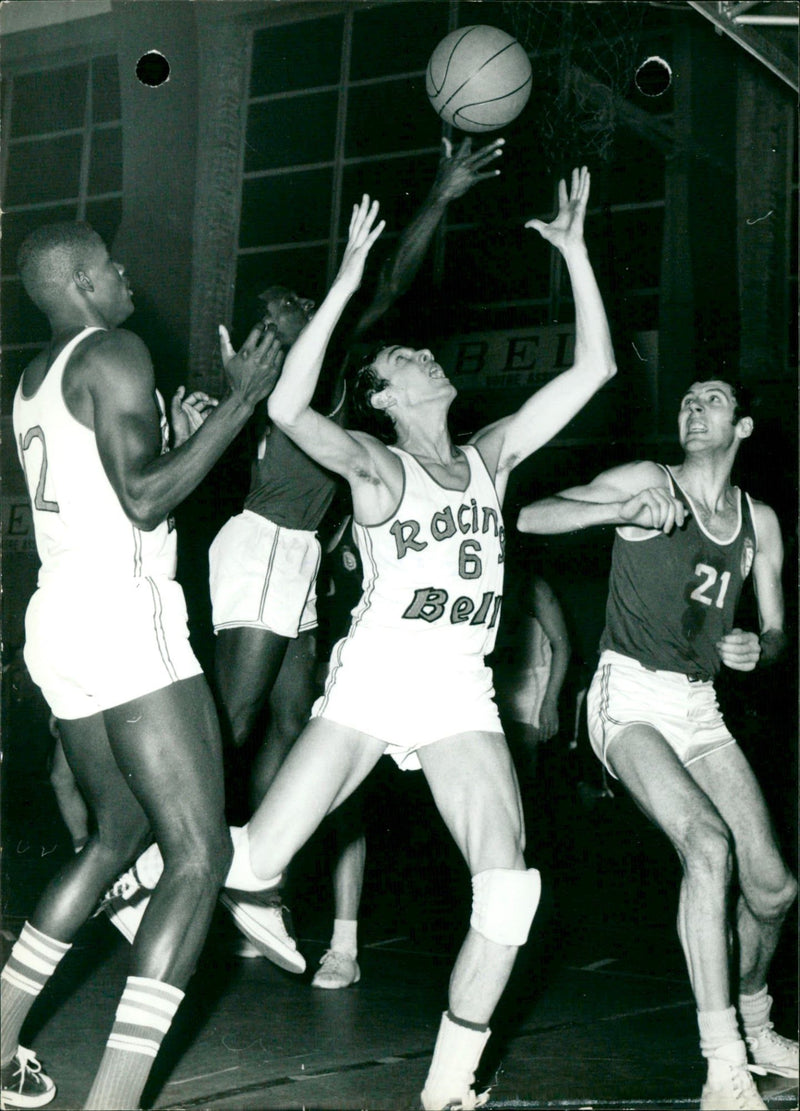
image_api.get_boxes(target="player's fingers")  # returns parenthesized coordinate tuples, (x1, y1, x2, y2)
(352, 200, 380, 246)
(524, 218, 545, 232)
(260, 328, 283, 357)
(366, 219, 386, 249)
(366, 197, 380, 230)
(457, 136, 472, 158)
(577, 166, 590, 206)
(570, 166, 581, 199)
(653, 488, 677, 531)
(218, 324, 235, 360)
(470, 138, 504, 166)
(662, 500, 676, 534)
(441, 136, 453, 159)
(557, 177, 568, 209)
(351, 194, 375, 239)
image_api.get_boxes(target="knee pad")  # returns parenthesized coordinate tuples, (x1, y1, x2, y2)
(225, 825, 282, 893)
(470, 867, 541, 946)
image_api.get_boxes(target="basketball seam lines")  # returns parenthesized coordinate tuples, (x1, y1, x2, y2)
(436, 40, 521, 118)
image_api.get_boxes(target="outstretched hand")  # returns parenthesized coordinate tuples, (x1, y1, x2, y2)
(525, 166, 590, 251)
(170, 386, 218, 447)
(433, 136, 504, 203)
(335, 195, 386, 295)
(218, 321, 285, 407)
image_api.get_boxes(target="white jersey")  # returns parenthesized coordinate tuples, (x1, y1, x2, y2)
(350, 444, 505, 658)
(13, 326, 177, 586)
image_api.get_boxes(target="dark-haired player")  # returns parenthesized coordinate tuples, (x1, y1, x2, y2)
(208, 137, 506, 986)
(2, 221, 279, 1109)
(517, 379, 797, 1110)
(224, 168, 616, 1110)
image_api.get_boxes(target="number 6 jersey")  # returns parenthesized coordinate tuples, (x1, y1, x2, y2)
(600, 464, 757, 680)
(13, 326, 177, 587)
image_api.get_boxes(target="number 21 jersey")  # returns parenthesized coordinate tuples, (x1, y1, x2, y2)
(600, 465, 757, 680)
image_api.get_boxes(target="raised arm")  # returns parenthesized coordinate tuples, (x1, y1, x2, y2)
(517, 460, 687, 536)
(354, 137, 504, 338)
(471, 168, 617, 500)
(267, 197, 398, 500)
(91, 323, 283, 530)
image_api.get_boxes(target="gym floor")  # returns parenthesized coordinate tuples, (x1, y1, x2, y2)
(2, 722, 797, 1111)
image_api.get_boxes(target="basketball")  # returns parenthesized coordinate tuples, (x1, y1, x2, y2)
(426, 25, 532, 133)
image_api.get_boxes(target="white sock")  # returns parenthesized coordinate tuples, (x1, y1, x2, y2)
(225, 825, 282, 892)
(697, 1006, 743, 1061)
(421, 1011, 490, 1109)
(330, 918, 358, 957)
(739, 985, 772, 1034)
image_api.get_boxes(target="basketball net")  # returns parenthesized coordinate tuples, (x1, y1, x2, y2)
(502, 1, 647, 172)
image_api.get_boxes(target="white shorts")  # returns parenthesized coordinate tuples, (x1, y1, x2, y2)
(312, 630, 503, 771)
(209, 510, 320, 638)
(24, 576, 202, 720)
(587, 650, 735, 780)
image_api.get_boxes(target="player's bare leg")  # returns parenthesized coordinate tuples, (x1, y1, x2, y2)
(255, 629, 318, 805)
(244, 719, 385, 881)
(312, 794, 366, 989)
(218, 627, 316, 969)
(214, 626, 289, 753)
(690, 744, 798, 1080)
(2, 675, 231, 1110)
(607, 723, 770, 1108)
(417, 731, 539, 1110)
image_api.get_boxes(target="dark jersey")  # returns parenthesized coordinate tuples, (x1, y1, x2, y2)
(242, 298, 363, 532)
(244, 423, 337, 531)
(599, 465, 757, 680)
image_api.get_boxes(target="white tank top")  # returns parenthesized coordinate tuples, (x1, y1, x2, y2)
(13, 327, 177, 586)
(350, 444, 505, 658)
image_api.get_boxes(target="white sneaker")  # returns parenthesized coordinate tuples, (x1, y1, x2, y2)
(420, 1086, 490, 1110)
(219, 892, 306, 974)
(701, 1056, 767, 1110)
(746, 1025, 799, 1078)
(233, 937, 265, 959)
(311, 949, 360, 989)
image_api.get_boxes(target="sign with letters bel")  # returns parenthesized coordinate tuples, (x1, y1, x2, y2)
(439, 325, 576, 391)
(2, 498, 37, 555)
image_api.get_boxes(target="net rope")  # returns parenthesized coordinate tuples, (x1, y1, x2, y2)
(502, 1, 647, 171)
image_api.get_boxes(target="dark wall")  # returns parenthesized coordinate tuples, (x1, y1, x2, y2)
(110, 0, 200, 400)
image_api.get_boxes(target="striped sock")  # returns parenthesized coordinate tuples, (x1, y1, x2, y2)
(84, 975, 184, 1110)
(1, 921, 71, 1065)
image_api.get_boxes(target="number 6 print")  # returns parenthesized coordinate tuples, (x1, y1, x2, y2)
(19, 425, 59, 513)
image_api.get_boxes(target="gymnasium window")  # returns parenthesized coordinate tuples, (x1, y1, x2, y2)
(0, 55, 123, 411)
(233, 1, 670, 349)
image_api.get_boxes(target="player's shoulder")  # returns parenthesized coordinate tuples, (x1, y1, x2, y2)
(746, 494, 782, 540)
(596, 458, 667, 493)
(78, 327, 153, 383)
(85, 326, 149, 359)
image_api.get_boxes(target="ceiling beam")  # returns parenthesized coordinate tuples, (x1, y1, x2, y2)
(687, 1, 798, 91)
